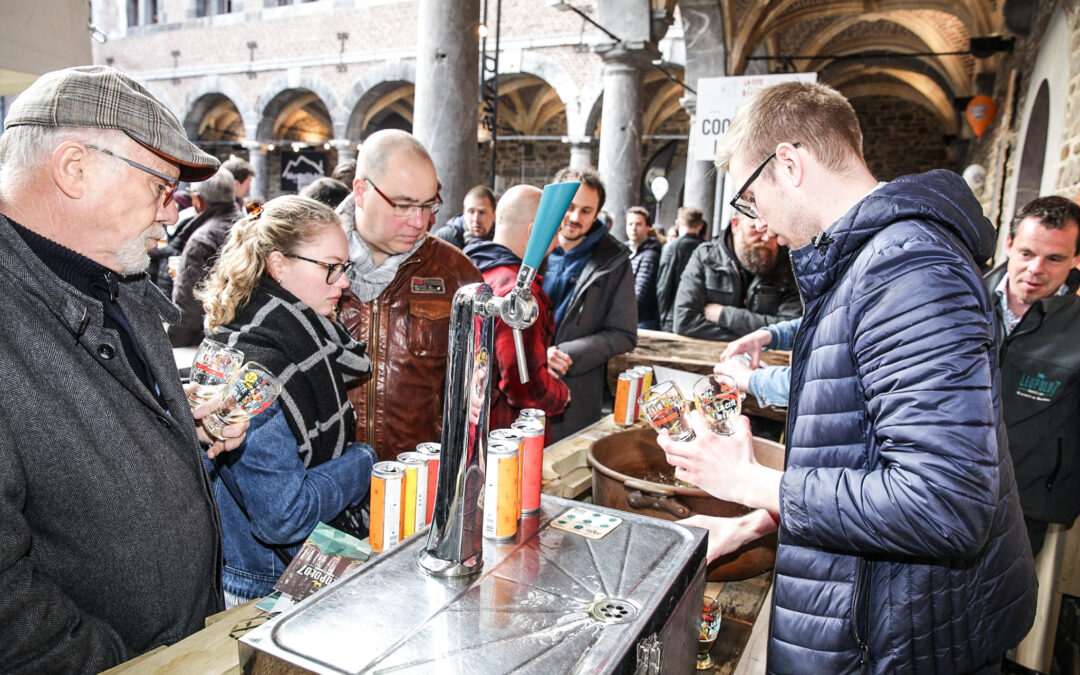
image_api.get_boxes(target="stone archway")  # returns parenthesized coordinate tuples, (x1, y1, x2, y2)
(1000, 8, 1069, 260)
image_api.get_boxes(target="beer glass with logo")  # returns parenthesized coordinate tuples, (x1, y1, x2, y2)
(188, 338, 244, 407)
(694, 374, 742, 436)
(697, 595, 723, 669)
(638, 380, 695, 441)
(201, 361, 282, 441)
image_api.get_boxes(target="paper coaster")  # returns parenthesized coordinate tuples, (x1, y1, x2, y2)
(550, 507, 623, 540)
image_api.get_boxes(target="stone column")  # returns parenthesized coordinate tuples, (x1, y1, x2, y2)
(680, 96, 716, 226)
(565, 137, 594, 169)
(596, 43, 655, 242)
(413, 0, 479, 230)
(332, 139, 357, 172)
(246, 142, 268, 201)
(679, 0, 726, 229)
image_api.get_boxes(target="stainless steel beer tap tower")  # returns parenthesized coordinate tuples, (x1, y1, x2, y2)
(237, 181, 707, 674)
(418, 182, 579, 578)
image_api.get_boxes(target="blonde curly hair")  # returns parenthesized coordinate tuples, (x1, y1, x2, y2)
(197, 194, 341, 332)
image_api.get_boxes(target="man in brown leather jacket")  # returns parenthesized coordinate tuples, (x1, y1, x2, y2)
(337, 130, 481, 462)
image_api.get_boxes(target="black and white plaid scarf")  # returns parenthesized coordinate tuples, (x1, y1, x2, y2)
(213, 277, 370, 467)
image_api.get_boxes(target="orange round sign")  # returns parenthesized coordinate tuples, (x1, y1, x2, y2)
(966, 95, 997, 137)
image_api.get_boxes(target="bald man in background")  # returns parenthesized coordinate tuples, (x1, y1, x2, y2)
(464, 185, 569, 435)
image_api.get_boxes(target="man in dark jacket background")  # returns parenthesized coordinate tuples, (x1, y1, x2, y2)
(656, 205, 707, 331)
(986, 196, 1080, 672)
(625, 206, 662, 329)
(0, 65, 246, 673)
(155, 166, 236, 299)
(433, 184, 496, 249)
(988, 195, 1080, 554)
(673, 211, 801, 341)
(542, 166, 637, 442)
(659, 81, 1035, 673)
(168, 166, 242, 346)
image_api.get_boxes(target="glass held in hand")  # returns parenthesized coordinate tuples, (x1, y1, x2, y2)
(694, 373, 742, 436)
(696, 596, 723, 670)
(201, 361, 282, 441)
(638, 380, 695, 441)
(188, 338, 244, 407)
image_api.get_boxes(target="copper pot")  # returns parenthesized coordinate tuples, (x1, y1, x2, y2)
(587, 426, 784, 581)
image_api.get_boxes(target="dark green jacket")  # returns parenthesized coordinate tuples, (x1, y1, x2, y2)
(988, 264, 1080, 524)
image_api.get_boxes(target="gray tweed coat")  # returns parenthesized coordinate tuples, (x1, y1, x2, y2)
(0, 213, 222, 673)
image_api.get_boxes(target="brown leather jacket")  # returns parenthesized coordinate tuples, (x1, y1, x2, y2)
(339, 235, 481, 462)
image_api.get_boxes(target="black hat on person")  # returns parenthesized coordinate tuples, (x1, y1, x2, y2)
(4, 65, 219, 182)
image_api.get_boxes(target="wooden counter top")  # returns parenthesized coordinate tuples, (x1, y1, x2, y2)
(608, 329, 791, 422)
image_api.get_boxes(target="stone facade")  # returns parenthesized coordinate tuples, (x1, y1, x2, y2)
(966, 0, 1080, 261)
(13, 0, 1031, 235)
(851, 95, 960, 181)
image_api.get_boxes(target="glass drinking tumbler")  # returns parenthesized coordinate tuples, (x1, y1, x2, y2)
(694, 374, 741, 436)
(188, 338, 244, 407)
(638, 381, 695, 441)
(201, 361, 282, 441)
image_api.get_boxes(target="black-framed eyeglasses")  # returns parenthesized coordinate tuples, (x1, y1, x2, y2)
(364, 177, 441, 217)
(281, 252, 354, 284)
(730, 142, 800, 220)
(84, 144, 179, 206)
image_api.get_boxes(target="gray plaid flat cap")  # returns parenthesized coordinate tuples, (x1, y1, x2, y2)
(4, 65, 219, 182)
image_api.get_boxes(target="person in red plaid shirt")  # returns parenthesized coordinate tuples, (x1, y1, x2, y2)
(464, 185, 569, 436)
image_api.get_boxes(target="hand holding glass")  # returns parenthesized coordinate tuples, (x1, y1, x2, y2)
(188, 338, 244, 407)
(638, 381, 695, 441)
(694, 374, 741, 436)
(201, 361, 282, 441)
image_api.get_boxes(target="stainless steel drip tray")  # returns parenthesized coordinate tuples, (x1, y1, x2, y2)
(240, 495, 706, 674)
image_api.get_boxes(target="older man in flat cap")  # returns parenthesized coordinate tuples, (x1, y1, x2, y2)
(0, 66, 247, 672)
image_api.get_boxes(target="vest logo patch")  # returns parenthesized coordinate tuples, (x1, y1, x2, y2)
(411, 277, 445, 294)
(1016, 371, 1061, 403)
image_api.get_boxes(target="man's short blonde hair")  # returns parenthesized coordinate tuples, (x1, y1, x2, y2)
(715, 81, 864, 175)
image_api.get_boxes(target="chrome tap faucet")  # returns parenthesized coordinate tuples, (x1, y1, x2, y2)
(418, 182, 579, 578)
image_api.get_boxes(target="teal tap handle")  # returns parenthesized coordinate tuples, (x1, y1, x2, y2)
(522, 181, 579, 270)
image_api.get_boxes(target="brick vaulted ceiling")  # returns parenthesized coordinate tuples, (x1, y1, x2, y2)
(718, 0, 1003, 135)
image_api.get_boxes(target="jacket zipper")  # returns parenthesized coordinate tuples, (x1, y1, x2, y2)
(366, 296, 378, 446)
(853, 557, 872, 673)
(1046, 437, 1063, 491)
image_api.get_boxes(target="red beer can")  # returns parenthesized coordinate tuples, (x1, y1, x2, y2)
(511, 418, 544, 514)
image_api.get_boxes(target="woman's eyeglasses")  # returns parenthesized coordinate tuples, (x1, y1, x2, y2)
(281, 252, 354, 284)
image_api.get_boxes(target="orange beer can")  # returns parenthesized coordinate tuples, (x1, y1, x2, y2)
(369, 461, 405, 553)
(613, 371, 640, 426)
(490, 428, 524, 517)
(483, 439, 520, 541)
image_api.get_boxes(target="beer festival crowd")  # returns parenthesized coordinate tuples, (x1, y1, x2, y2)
(1, 63, 1079, 675)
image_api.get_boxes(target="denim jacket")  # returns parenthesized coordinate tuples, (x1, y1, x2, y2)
(746, 317, 800, 408)
(208, 403, 376, 601)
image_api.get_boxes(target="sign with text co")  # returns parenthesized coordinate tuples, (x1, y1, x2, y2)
(692, 72, 819, 163)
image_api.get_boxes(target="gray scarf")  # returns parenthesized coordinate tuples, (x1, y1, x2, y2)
(337, 193, 424, 301)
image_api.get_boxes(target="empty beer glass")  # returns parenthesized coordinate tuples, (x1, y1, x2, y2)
(694, 374, 741, 436)
(188, 338, 244, 407)
(201, 361, 282, 441)
(638, 380, 695, 441)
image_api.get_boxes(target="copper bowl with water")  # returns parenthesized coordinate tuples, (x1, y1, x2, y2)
(587, 426, 784, 581)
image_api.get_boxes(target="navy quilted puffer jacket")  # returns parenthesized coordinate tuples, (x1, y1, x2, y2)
(770, 170, 1036, 674)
